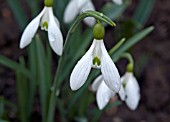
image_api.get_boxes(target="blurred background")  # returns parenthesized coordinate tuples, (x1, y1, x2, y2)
(0, 0, 170, 122)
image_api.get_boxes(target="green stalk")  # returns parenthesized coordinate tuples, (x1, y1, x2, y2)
(120, 53, 134, 72)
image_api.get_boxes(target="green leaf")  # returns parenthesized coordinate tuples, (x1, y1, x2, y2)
(16, 57, 28, 122)
(101, 1, 130, 20)
(133, 0, 155, 25)
(7, 0, 27, 29)
(112, 26, 154, 61)
(35, 35, 49, 122)
(0, 97, 4, 118)
(0, 55, 34, 79)
(27, 41, 37, 116)
(25, 0, 40, 16)
(0, 120, 9, 122)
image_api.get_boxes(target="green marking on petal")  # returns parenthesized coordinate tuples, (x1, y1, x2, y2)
(42, 21, 48, 30)
(93, 57, 101, 66)
(123, 82, 126, 88)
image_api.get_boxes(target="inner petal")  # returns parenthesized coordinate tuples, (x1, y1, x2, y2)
(40, 8, 50, 31)
(42, 21, 48, 31)
(92, 39, 103, 69)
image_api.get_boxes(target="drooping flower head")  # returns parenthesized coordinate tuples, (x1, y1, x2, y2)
(92, 72, 140, 110)
(118, 72, 140, 110)
(64, 0, 96, 26)
(70, 22, 121, 92)
(20, 0, 63, 55)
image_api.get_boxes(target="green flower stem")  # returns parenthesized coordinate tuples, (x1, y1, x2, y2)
(46, 11, 116, 122)
(120, 53, 134, 72)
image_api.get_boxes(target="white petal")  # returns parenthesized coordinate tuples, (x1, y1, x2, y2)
(91, 75, 103, 91)
(70, 40, 96, 90)
(118, 75, 126, 100)
(118, 85, 126, 101)
(77, 0, 88, 8)
(64, 0, 79, 23)
(54, 16, 60, 27)
(48, 8, 63, 55)
(125, 73, 140, 110)
(112, 0, 123, 5)
(100, 40, 121, 92)
(80, 0, 95, 26)
(97, 81, 115, 110)
(20, 7, 46, 48)
(40, 7, 49, 31)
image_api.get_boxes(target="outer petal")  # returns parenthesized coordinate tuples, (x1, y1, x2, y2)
(20, 7, 46, 48)
(100, 41, 121, 92)
(48, 8, 63, 55)
(125, 73, 140, 110)
(97, 81, 115, 110)
(77, 0, 88, 8)
(118, 85, 126, 101)
(91, 75, 103, 91)
(118, 75, 126, 100)
(80, 0, 95, 26)
(54, 16, 60, 27)
(64, 0, 79, 23)
(112, 0, 123, 5)
(70, 40, 96, 90)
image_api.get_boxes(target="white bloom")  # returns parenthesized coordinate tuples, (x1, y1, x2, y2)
(70, 39, 121, 92)
(91, 75, 116, 110)
(20, 6, 63, 56)
(64, 0, 95, 26)
(92, 72, 140, 110)
(112, 0, 123, 5)
(118, 72, 140, 110)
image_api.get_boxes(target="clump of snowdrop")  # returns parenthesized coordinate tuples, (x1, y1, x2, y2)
(64, 0, 96, 26)
(91, 61, 140, 110)
(70, 22, 121, 92)
(20, 0, 63, 55)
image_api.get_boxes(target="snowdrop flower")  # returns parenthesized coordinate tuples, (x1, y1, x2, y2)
(70, 23, 121, 92)
(91, 75, 116, 110)
(112, 0, 123, 5)
(20, 1, 63, 55)
(118, 72, 140, 110)
(64, 0, 95, 26)
(92, 72, 140, 110)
